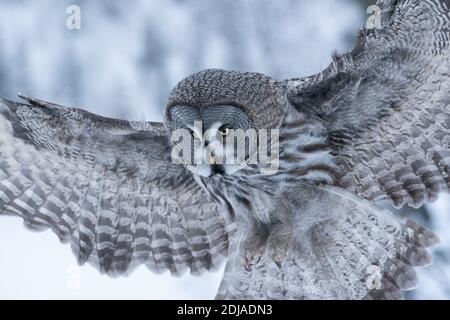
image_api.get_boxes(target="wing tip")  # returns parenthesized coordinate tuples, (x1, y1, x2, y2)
(0, 92, 39, 111)
(17, 93, 38, 106)
(17, 93, 60, 111)
(0, 97, 19, 112)
(1, 93, 39, 112)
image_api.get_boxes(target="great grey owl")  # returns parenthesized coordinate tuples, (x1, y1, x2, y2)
(0, 0, 449, 300)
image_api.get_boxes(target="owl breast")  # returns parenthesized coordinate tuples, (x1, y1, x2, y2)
(200, 115, 339, 229)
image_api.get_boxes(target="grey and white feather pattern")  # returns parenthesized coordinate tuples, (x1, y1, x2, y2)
(216, 184, 439, 300)
(1, 0, 449, 300)
(0, 96, 230, 276)
(286, 0, 450, 208)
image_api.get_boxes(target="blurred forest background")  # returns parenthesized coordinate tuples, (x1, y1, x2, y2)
(0, 0, 449, 299)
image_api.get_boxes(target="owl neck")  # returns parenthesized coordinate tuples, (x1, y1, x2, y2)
(197, 171, 280, 226)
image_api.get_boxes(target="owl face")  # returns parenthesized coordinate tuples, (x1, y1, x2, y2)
(168, 104, 257, 177)
(165, 68, 285, 177)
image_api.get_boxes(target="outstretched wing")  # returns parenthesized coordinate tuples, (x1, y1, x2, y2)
(216, 184, 439, 300)
(284, 0, 450, 208)
(0, 96, 230, 276)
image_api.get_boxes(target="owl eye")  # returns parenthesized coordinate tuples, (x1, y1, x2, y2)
(219, 126, 231, 136)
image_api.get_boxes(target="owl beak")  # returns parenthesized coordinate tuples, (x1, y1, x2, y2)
(206, 154, 225, 176)
(207, 154, 217, 165)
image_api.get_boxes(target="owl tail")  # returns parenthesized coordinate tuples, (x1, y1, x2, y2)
(216, 184, 440, 300)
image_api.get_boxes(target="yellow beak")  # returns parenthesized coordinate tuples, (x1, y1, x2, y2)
(207, 154, 217, 165)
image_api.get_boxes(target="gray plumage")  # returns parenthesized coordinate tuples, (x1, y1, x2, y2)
(0, 0, 449, 299)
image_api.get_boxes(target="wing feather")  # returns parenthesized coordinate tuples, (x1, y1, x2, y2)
(284, 0, 450, 207)
(216, 185, 438, 300)
(0, 96, 230, 276)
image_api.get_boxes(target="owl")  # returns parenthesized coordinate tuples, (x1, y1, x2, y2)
(0, 0, 449, 300)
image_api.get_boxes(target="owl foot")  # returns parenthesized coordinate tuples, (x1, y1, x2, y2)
(267, 223, 293, 268)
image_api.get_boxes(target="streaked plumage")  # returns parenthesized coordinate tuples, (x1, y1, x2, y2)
(0, 0, 449, 299)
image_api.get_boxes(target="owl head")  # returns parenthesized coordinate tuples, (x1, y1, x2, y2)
(165, 69, 286, 177)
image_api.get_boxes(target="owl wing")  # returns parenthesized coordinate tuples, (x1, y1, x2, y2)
(284, 0, 450, 207)
(0, 95, 230, 276)
(216, 184, 439, 300)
